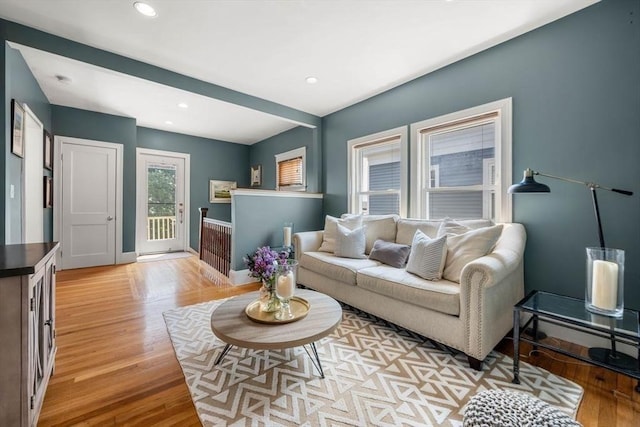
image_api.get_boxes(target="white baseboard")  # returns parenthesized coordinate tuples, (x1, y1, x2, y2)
(188, 247, 198, 255)
(533, 319, 636, 359)
(229, 269, 253, 286)
(118, 252, 137, 264)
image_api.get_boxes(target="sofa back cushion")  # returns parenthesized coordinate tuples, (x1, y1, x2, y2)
(334, 224, 367, 259)
(396, 219, 442, 245)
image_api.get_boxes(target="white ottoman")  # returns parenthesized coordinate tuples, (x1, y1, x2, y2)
(463, 390, 581, 427)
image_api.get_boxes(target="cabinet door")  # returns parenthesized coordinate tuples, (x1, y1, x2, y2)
(28, 268, 45, 421)
(43, 258, 56, 367)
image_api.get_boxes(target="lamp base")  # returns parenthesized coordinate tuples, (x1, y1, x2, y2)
(588, 347, 639, 373)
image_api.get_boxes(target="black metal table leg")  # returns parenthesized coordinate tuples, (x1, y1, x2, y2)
(513, 307, 521, 384)
(214, 343, 233, 366)
(303, 342, 325, 378)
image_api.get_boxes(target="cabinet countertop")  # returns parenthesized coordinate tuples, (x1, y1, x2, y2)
(0, 242, 60, 278)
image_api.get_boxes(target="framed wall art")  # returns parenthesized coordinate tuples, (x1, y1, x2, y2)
(209, 180, 237, 203)
(44, 176, 53, 208)
(44, 130, 53, 170)
(11, 99, 24, 158)
(250, 164, 262, 187)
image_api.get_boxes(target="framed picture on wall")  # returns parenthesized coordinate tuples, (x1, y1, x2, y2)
(250, 164, 262, 187)
(44, 176, 53, 208)
(44, 130, 53, 170)
(11, 99, 24, 158)
(209, 180, 237, 203)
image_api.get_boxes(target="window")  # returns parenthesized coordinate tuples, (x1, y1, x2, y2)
(275, 147, 306, 191)
(410, 98, 512, 222)
(348, 127, 408, 216)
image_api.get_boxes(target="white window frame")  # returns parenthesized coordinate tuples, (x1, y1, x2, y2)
(275, 146, 306, 191)
(347, 126, 408, 217)
(409, 98, 512, 222)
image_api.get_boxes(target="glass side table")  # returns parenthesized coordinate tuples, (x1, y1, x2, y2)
(512, 290, 640, 392)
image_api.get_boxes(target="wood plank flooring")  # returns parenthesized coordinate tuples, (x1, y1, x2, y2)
(39, 255, 639, 425)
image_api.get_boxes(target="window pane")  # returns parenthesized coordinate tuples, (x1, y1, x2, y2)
(359, 141, 400, 191)
(428, 123, 494, 188)
(428, 191, 483, 219)
(369, 193, 399, 215)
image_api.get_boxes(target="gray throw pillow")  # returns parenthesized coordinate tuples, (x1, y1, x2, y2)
(405, 230, 447, 281)
(368, 240, 411, 268)
(334, 224, 367, 259)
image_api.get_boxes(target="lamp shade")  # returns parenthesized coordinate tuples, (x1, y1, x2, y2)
(508, 171, 550, 193)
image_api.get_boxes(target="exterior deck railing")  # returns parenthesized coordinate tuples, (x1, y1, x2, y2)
(147, 216, 176, 240)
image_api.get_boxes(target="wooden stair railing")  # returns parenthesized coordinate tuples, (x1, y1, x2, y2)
(198, 207, 232, 277)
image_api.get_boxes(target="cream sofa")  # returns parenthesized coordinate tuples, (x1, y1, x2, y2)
(293, 216, 526, 370)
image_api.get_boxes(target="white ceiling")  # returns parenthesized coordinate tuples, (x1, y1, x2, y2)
(0, 0, 598, 144)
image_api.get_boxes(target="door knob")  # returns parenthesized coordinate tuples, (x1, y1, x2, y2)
(107, 216, 114, 221)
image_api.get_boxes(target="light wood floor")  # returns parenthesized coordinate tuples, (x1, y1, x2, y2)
(39, 255, 639, 426)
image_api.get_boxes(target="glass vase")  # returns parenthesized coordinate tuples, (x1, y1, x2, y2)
(585, 247, 624, 317)
(260, 278, 280, 313)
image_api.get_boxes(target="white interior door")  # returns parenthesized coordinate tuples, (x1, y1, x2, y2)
(23, 105, 44, 243)
(61, 141, 117, 269)
(136, 149, 187, 255)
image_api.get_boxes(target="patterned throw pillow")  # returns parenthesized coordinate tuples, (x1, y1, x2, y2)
(368, 240, 411, 268)
(405, 230, 447, 281)
(334, 224, 367, 259)
(318, 214, 362, 253)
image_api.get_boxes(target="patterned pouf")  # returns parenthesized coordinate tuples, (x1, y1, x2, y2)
(463, 390, 581, 427)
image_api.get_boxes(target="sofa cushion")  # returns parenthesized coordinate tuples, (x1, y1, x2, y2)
(335, 224, 366, 259)
(357, 265, 460, 316)
(396, 218, 442, 245)
(405, 230, 447, 281)
(318, 214, 362, 253)
(442, 224, 504, 283)
(299, 251, 380, 286)
(368, 239, 411, 268)
(363, 215, 398, 254)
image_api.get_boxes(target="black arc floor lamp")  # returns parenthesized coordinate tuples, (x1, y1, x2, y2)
(509, 168, 637, 372)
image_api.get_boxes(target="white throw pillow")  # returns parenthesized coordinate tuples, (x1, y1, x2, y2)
(405, 230, 448, 281)
(442, 224, 503, 283)
(318, 214, 362, 253)
(334, 224, 367, 259)
(437, 218, 471, 237)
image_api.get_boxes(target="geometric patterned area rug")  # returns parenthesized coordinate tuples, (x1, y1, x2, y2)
(163, 298, 583, 426)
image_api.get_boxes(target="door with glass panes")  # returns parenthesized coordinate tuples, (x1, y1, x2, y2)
(136, 150, 187, 254)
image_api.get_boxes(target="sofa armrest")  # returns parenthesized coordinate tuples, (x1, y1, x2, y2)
(459, 223, 527, 360)
(293, 231, 324, 260)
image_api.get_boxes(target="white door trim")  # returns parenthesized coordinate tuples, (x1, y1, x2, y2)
(22, 104, 44, 243)
(135, 147, 190, 255)
(53, 136, 124, 267)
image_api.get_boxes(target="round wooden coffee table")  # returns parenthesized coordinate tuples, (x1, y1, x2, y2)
(211, 289, 342, 378)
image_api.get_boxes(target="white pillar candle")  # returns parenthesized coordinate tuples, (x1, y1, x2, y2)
(277, 271, 295, 299)
(592, 260, 618, 311)
(283, 226, 292, 247)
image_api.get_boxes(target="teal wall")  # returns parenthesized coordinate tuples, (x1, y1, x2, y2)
(137, 127, 250, 250)
(4, 44, 52, 243)
(249, 126, 317, 191)
(51, 105, 137, 252)
(322, 0, 640, 308)
(231, 194, 324, 271)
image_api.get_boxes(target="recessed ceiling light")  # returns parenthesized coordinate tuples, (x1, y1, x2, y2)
(305, 76, 318, 84)
(165, 120, 173, 125)
(178, 102, 188, 109)
(134, 2, 157, 17)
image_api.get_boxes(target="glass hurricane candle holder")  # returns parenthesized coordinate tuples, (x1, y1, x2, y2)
(275, 260, 298, 320)
(585, 247, 624, 317)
